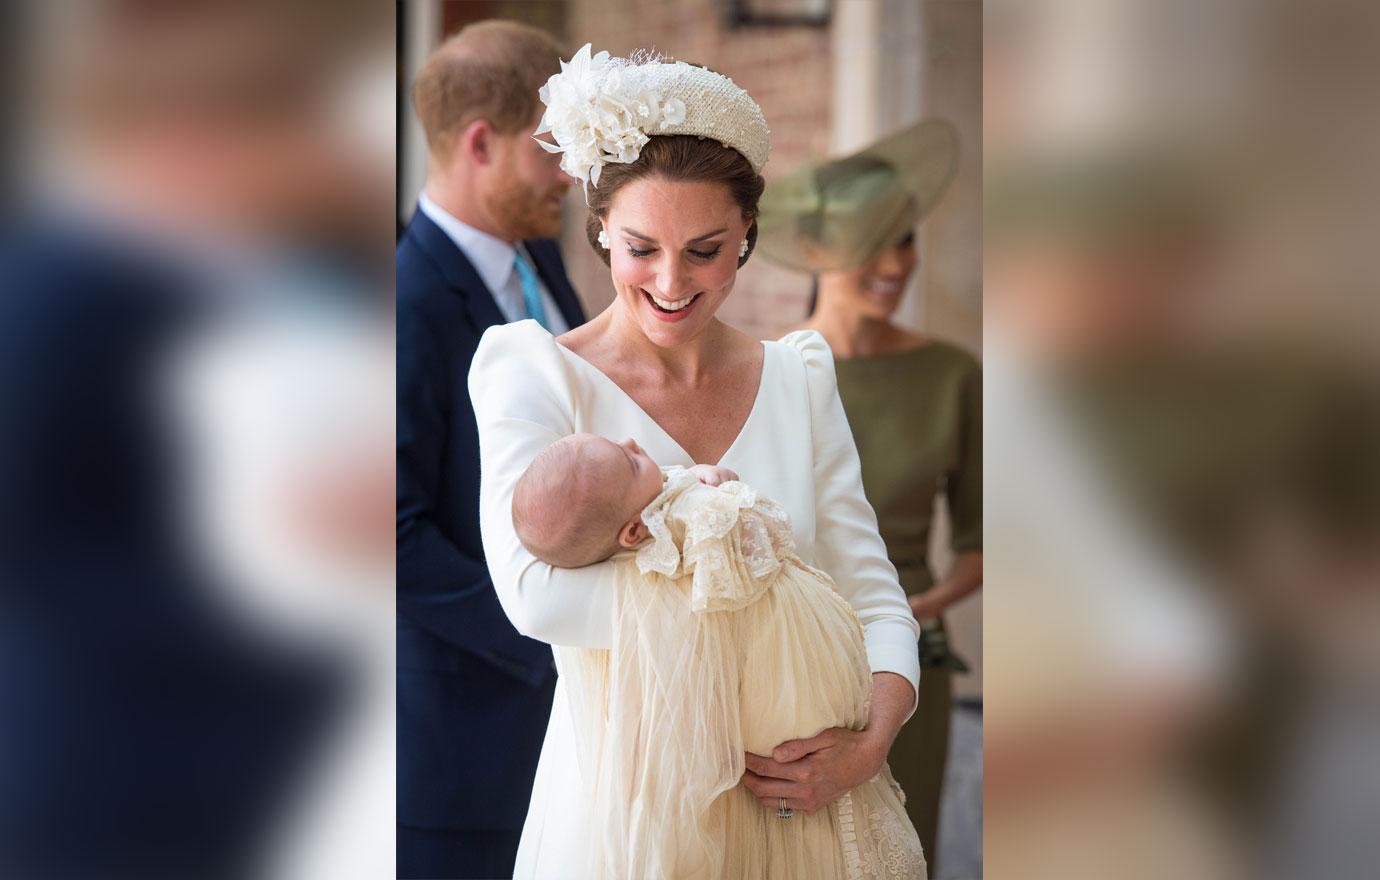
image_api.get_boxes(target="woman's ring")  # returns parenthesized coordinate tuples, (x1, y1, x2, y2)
(777, 798, 794, 819)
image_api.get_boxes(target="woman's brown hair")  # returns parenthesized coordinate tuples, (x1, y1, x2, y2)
(584, 136, 766, 268)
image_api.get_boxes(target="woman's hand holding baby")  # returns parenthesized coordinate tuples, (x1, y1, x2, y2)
(688, 464, 739, 486)
(740, 672, 916, 815)
(741, 728, 887, 816)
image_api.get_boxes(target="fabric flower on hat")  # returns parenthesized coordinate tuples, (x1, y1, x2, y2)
(534, 43, 769, 198)
(535, 44, 686, 192)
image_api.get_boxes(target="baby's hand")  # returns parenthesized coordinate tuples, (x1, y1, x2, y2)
(689, 464, 739, 487)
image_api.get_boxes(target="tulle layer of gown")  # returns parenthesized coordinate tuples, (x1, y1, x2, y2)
(559, 472, 926, 879)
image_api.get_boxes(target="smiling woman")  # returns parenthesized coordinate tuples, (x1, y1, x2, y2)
(469, 44, 926, 879)
(583, 134, 764, 268)
(580, 134, 765, 339)
(555, 159, 766, 467)
(609, 176, 751, 338)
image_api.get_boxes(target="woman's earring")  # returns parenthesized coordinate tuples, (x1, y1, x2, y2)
(598, 229, 611, 249)
(739, 239, 749, 259)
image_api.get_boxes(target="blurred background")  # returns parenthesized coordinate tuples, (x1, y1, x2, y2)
(985, 1, 1380, 879)
(399, 1, 983, 877)
(3, 1, 394, 878)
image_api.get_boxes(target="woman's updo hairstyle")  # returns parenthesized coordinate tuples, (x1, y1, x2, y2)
(584, 135, 766, 269)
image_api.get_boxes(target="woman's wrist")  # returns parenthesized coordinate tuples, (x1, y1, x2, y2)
(862, 672, 913, 754)
(911, 553, 983, 620)
(859, 724, 895, 769)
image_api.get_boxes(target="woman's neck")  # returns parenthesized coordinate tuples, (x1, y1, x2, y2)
(601, 306, 734, 386)
(804, 300, 909, 359)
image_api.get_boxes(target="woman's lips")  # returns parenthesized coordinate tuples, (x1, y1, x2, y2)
(643, 290, 700, 322)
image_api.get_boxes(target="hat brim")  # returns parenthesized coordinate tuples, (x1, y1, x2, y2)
(756, 119, 959, 273)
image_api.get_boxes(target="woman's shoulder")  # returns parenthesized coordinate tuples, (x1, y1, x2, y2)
(766, 328, 840, 409)
(469, 319, 576, 405)
(474, 318, 574, 368)
(859, 330, 981, 378)
(772, 327, 836, 376)
(773, 326, 832, 360)
(921, 338, 982, 378)
(476, 317, 556, 353)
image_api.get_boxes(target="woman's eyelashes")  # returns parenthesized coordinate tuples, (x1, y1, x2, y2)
(625, 243, 724, 261)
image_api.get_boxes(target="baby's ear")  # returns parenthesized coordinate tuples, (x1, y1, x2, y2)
(617, 519, 647, 548)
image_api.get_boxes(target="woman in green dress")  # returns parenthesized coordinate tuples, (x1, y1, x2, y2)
(756, 121, 982, 869)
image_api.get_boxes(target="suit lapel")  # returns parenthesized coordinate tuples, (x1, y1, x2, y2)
(405, 210, 506, 332)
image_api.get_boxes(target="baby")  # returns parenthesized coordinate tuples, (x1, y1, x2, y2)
(510, 432, 925, 879)
(512, 432, 738, 568)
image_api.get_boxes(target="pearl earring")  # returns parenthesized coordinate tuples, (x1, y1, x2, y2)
(598, 229, 611, 249)
(739, 238, 749, 259)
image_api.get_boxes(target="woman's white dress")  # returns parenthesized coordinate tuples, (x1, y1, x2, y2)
(470, 321, 922, 878)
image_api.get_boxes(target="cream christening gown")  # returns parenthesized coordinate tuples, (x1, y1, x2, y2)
(559, 467, 924, 878)
(469, 321, 925, 880)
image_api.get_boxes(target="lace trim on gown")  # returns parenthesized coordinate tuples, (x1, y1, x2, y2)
(838, 791, 863, 879)
(636, 467, 797, 613)
(852, 772, 929, 879)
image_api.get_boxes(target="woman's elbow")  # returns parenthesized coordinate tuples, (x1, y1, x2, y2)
(502, 563, 590, 645)
(492, 574, 558, 643)
(505, 598, 564, 644)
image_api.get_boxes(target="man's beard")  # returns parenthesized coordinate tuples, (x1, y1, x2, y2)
(484, 175, 565, 241)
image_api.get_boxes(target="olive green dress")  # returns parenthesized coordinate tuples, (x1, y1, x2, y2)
(832, 340, 982, 869)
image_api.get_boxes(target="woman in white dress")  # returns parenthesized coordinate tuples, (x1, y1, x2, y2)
(470, 46, 924, 878)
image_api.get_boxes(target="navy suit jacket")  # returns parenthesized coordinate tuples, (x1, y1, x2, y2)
(396, 208, 586, 830)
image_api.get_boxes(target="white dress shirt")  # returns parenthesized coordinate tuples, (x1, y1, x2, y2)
(417, 192, 570, 334)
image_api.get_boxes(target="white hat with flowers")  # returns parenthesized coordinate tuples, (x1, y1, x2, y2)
(534, 44, 771, 196)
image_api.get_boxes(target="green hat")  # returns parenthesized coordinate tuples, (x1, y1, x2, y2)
(756, 119, 959, 272)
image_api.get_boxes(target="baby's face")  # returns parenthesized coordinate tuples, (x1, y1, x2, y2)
(606, 436, 665, 519)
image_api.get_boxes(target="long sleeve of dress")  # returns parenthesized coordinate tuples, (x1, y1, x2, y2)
(781, 330, 922, 709)
(469, 321, 616, 649)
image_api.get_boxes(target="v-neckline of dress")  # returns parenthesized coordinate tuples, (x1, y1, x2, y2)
(553, 336, 771, 467)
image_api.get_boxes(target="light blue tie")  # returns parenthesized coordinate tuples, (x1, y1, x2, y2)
(512, 249, 550, 330)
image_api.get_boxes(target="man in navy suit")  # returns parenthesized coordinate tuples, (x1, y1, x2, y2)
(396, 21, 585, 880)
